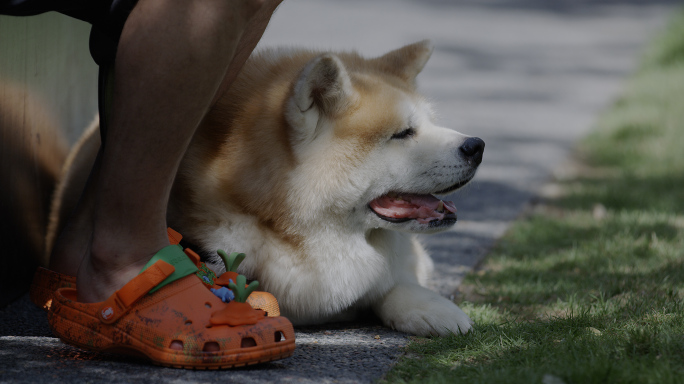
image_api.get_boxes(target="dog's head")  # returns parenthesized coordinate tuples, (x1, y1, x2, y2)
(283, 41, 484, 234)
(187, 41, 484, 241)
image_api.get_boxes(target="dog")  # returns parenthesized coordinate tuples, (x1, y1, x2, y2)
(49, 40, 484, 337)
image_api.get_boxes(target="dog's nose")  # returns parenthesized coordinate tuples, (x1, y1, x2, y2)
(459, 137, 485, 165)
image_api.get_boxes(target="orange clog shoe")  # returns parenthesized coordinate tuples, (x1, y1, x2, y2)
(48, 245, 294, 369)
(31, 228, 280, 316)
(30, 267, 76, 311)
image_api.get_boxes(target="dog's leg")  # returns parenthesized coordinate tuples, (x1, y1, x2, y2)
(373, 283, 472, 337)
(366, 231, 473, 336)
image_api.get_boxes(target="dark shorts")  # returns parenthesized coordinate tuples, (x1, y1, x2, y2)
(0, 0, 138, 65)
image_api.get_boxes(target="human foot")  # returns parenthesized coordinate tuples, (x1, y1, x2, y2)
(49, 246, 295, 368)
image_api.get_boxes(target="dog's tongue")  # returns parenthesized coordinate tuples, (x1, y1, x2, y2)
(369, 193, 457, 224)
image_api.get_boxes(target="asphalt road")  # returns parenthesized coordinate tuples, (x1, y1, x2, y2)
(0, 0, 678, 382)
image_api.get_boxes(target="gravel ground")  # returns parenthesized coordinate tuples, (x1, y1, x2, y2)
(0, 297, 408, 383)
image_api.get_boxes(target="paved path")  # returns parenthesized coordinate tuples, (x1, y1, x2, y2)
(0, 0, 678, 382)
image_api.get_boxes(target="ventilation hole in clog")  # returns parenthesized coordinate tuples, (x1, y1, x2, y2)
(241, 337, 257, 348)
(170, 340, 183, 350)
(184, 320, 192, 325)
(275, 331, 285, 342)
(203, 341, 220, 352)
(206, 324, 213, 328)
(205, 302, 212, 309)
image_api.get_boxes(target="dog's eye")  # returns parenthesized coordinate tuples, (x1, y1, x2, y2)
(391, 127, 416, 140)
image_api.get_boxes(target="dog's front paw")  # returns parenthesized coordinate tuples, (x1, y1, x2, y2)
(374, 284, 473, 337)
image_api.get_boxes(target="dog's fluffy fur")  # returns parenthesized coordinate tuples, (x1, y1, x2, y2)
(50, 41, 483, 336)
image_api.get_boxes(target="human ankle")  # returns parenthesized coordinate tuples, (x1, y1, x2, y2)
(75, 238, 166, 303)
(48, 227, 91, 277)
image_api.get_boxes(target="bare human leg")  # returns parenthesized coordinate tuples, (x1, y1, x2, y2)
(48, 0, 284, 303)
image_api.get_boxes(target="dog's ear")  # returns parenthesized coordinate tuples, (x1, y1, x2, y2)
(291, 53, 354, 116)
(371, 40, 433, 84)
(286, 54, 354, 143)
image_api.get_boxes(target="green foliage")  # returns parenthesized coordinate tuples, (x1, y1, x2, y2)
(217, 249, 246, 273)
(642, 8, 684, 69)
(228, 274, 259, 303)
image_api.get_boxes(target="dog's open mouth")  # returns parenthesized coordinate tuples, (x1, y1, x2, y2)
(369, 192, 457, 225)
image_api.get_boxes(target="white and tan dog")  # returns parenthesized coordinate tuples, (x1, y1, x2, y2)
(50, 40, 484, 337)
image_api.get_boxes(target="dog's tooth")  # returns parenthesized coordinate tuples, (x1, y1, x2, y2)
(437, 201, 444, 212)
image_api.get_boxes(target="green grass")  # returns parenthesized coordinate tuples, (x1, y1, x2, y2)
(383, 9, 684, 384)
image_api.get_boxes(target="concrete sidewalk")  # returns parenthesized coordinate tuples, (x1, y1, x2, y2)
(0, 1, 678, 382)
